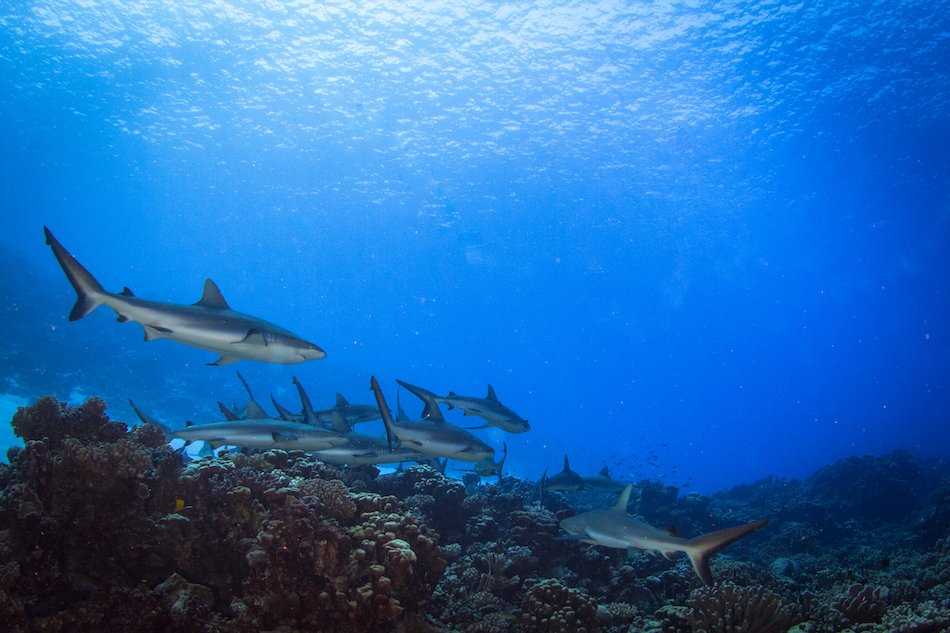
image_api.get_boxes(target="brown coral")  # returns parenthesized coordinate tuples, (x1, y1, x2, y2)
(0, 397, 447, 633)
(687, 581, 805, 633)
(519, 578, 600, 633)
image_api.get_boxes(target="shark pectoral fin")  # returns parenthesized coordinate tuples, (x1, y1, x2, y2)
(272, 431, 300, 442)
(234, 329, 269, 346)
(208, 355, 240, 366)
(143, 324, 173, 341)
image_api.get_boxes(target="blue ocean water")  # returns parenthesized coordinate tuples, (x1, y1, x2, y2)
(1, 1, 948, 493)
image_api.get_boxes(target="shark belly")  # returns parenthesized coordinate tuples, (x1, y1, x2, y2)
(103, 297, 301, 363)
(585, 528, 636, 550)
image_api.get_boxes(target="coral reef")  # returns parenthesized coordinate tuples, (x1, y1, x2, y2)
(0, 397, 444, 633)
(3, 398, 950, 632)
(686, 582, 804, 633)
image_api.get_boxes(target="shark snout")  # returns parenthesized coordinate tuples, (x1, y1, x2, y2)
(297, 341, 327, 360)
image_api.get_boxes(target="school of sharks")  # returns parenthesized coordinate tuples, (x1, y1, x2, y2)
(42, 225, 768, 586)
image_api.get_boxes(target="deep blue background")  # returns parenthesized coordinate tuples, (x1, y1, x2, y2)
(1, 1, 948, 491)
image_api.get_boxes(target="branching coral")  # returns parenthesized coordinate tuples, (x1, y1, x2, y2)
(686, 582, 805, 633)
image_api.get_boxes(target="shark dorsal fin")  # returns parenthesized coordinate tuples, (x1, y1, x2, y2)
(486, 384, 498, 402)
(120, 287, 135, 297)
(328, 410, 349, 434)
(335, 393, 349, 407)
(245, 401, 269, 419)
(196, 279, 230, 310)
(448, 390, 457, 397)
(613, 485, 633, 513)
(562, 454, 572, 473)
(599, 466, 611, 479)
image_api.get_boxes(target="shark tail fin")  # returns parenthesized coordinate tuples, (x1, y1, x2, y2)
(128, 399, 173, 434)
(292, 376, 317, 425)
(270, 395, 295, 421)
(684, 519, 769, 585)
(370, 376, 396, 451)
(218, 401, 239, 421)
(44, 226, 106, 321)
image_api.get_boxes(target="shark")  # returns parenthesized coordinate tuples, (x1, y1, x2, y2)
(582, 466, 630, 492)
(438, 385, 530, 433)
(311, 433, 428, 466)
(542, 456, 629, 493)
(541, 455, 587, 491)
(559, 485, 768, 585)
(129, 400, 348, 452)
(44, 227, 326, 366)
(465, 442, 508, 480)
(234, 371, 271, 419)
(269, 383, 380, 430)
(369, 377, 495, 463)
(218, 378, 422, 467)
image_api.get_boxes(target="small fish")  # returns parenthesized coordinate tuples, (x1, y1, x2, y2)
(44, 227, 326, 365)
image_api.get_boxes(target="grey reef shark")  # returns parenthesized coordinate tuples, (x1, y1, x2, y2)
(44, 226, 326, 366)
(542, 455, 629, 494)
(560, 485, 768, 585)
(436, 384, 531, 433)
(269, 380, 380, 430)
(128, 400, 347, 453)
(214, 377, 425, 467)
(464, 442, 508, 480)
(369, 377, 495, 463)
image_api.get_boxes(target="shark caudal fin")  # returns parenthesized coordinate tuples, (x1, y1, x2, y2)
(128, 400, 174, 435)
(684, 519, 769, 585)
(270, 395, 296, 421)
(370, 376, 396, 451)
(292, 376, 318, 425)
(44, 227, 106, 321)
